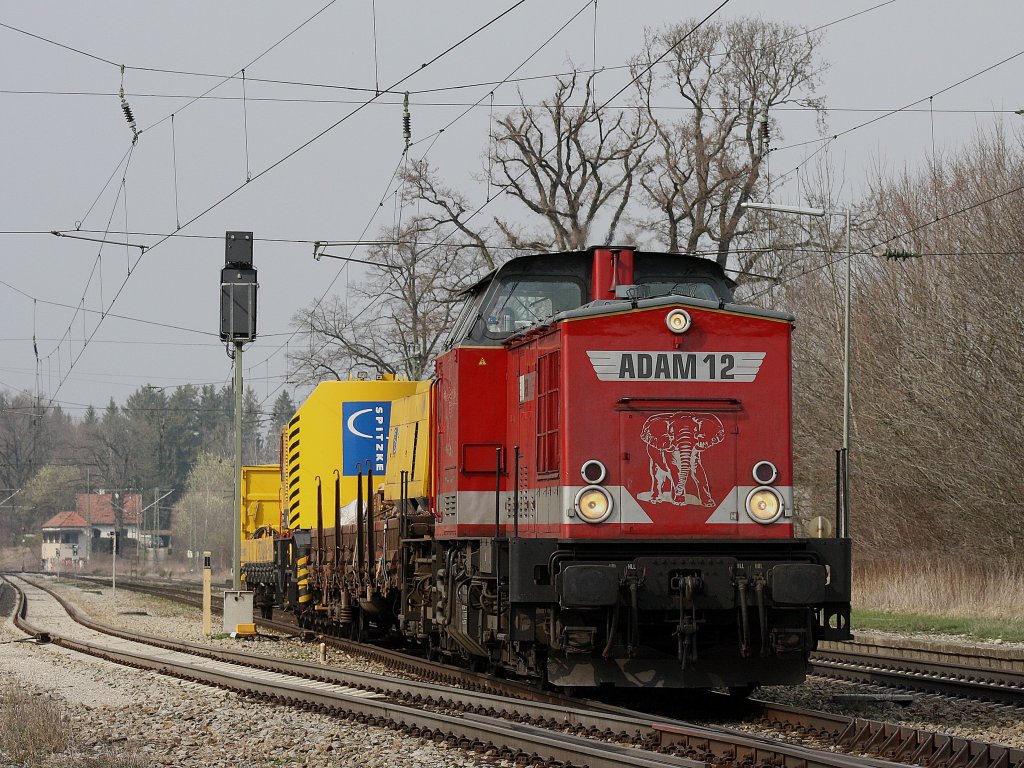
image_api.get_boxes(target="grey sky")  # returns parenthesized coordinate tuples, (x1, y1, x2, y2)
(2, 1, 1022, 415)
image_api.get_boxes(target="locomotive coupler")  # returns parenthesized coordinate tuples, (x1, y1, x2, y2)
(755, 575, 769, 658)
(736, 575, 751, 658)
(672, 575, 701, 669)
(624, 564, 645, 657)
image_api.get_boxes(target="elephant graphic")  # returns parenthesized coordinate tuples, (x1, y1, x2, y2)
(638, 412, 725, 507)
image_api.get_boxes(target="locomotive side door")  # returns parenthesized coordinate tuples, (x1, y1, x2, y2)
(618, 408, 740, 537)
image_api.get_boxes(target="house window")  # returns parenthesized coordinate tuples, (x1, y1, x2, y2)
(537, 351, 561, 475)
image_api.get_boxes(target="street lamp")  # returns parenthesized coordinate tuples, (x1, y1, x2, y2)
(741, 200, 852, 538)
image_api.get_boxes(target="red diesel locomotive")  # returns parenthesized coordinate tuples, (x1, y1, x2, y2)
(246, 246, 852, 691)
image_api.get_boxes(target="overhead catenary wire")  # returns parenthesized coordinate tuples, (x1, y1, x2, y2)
(33, 2, 528, 403)
(6, 0, 974, 409)
(139, 0, 345, 135)
(0, 1, 897, 100)
(742, 179, 1024, 302)
(42, 142, 140, 392)
(407, 0, 597, 153)
(768, 44, 1024, 190)
(242, 69, 251, 182)
(75, 145, 132, 232)
(238, 0, 598, 394)
(9, 88, 1024, 117)
(57, 3, 532, 409)
(0, 277, 213, 336)
(251, 0, 602, 406)
(125, 0, 529, 264)
(171, 114, 181, 228)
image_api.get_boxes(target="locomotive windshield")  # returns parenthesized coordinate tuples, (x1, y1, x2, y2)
(483, 278, 583, 335)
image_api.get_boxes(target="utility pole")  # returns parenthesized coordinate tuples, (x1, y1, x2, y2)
(220, 231, 257, 590)
(85, 470, 91, 562)
(741, 200, 853, 537)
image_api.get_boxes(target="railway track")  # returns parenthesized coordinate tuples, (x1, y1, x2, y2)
(6, 572, 974, 768)
(813, 638, 1024, 707)
(82, 575, 1024, 708)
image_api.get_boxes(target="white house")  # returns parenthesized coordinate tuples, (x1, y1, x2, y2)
(40, 511, 88, 571)
(39, 492, 141, 567)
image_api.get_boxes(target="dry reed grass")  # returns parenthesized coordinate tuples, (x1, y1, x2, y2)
(854, 557, 1024, 618)
(0, 684, 72, 766)
(0, 681, 146, 768)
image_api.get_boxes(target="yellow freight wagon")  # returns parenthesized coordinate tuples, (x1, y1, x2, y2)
(283, 377, 421, 532)
(240, 464, 282, 565)
(383, 379, 433, 505)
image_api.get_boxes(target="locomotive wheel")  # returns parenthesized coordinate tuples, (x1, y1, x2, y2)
(728, 685, 754, 699)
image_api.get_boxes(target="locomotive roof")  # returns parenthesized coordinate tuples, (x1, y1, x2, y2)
(446, 247, 784, 349)
(463, 248, 737, 296)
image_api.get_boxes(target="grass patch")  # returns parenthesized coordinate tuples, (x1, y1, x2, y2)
(0, 681, 146, 768)
(852, 609, 1024, 643)
(853, 556, 1024, 642)
(0, 583, 15, 617)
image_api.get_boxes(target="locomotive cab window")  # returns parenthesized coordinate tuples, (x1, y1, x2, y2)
(446, 289, 486, 347)
(483, 278, 583, 336)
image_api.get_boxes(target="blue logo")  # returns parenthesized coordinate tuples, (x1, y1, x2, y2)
(341, 401, 392, 476)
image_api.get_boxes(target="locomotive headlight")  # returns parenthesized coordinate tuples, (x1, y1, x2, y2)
(575, 485, 613, 524)
(745, 486, 784, 524)
(665, 308, 691, 334)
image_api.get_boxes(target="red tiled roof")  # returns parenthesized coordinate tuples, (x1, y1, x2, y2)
(41, 511, 89, 529)
(76, 493, 141, 525)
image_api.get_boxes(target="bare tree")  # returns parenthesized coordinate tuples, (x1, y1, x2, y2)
(490, 69, 650, 250)
(290, 219, 481, 381)
(782, 124, 1024, 561)
(849, 124, 1024, 560)
(79, 400, 143, 493)
(632, 18, 827, 272)
(401, 69, 649, 257)
(400, 160, 501, 270)
(170, 451, 232, 573)
(0, 393, 73, 491)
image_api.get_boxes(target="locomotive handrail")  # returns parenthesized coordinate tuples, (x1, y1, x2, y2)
(616, 396, 742, 411)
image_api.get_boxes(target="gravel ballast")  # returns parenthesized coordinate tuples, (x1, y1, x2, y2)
(2, 575, 1022, 766)
(0, 577, 495, 768)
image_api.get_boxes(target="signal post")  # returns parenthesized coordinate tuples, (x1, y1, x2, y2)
(220, 231, 257, 590)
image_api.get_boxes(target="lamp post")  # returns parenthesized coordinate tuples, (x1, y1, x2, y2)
(741, 200, 852, 537)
